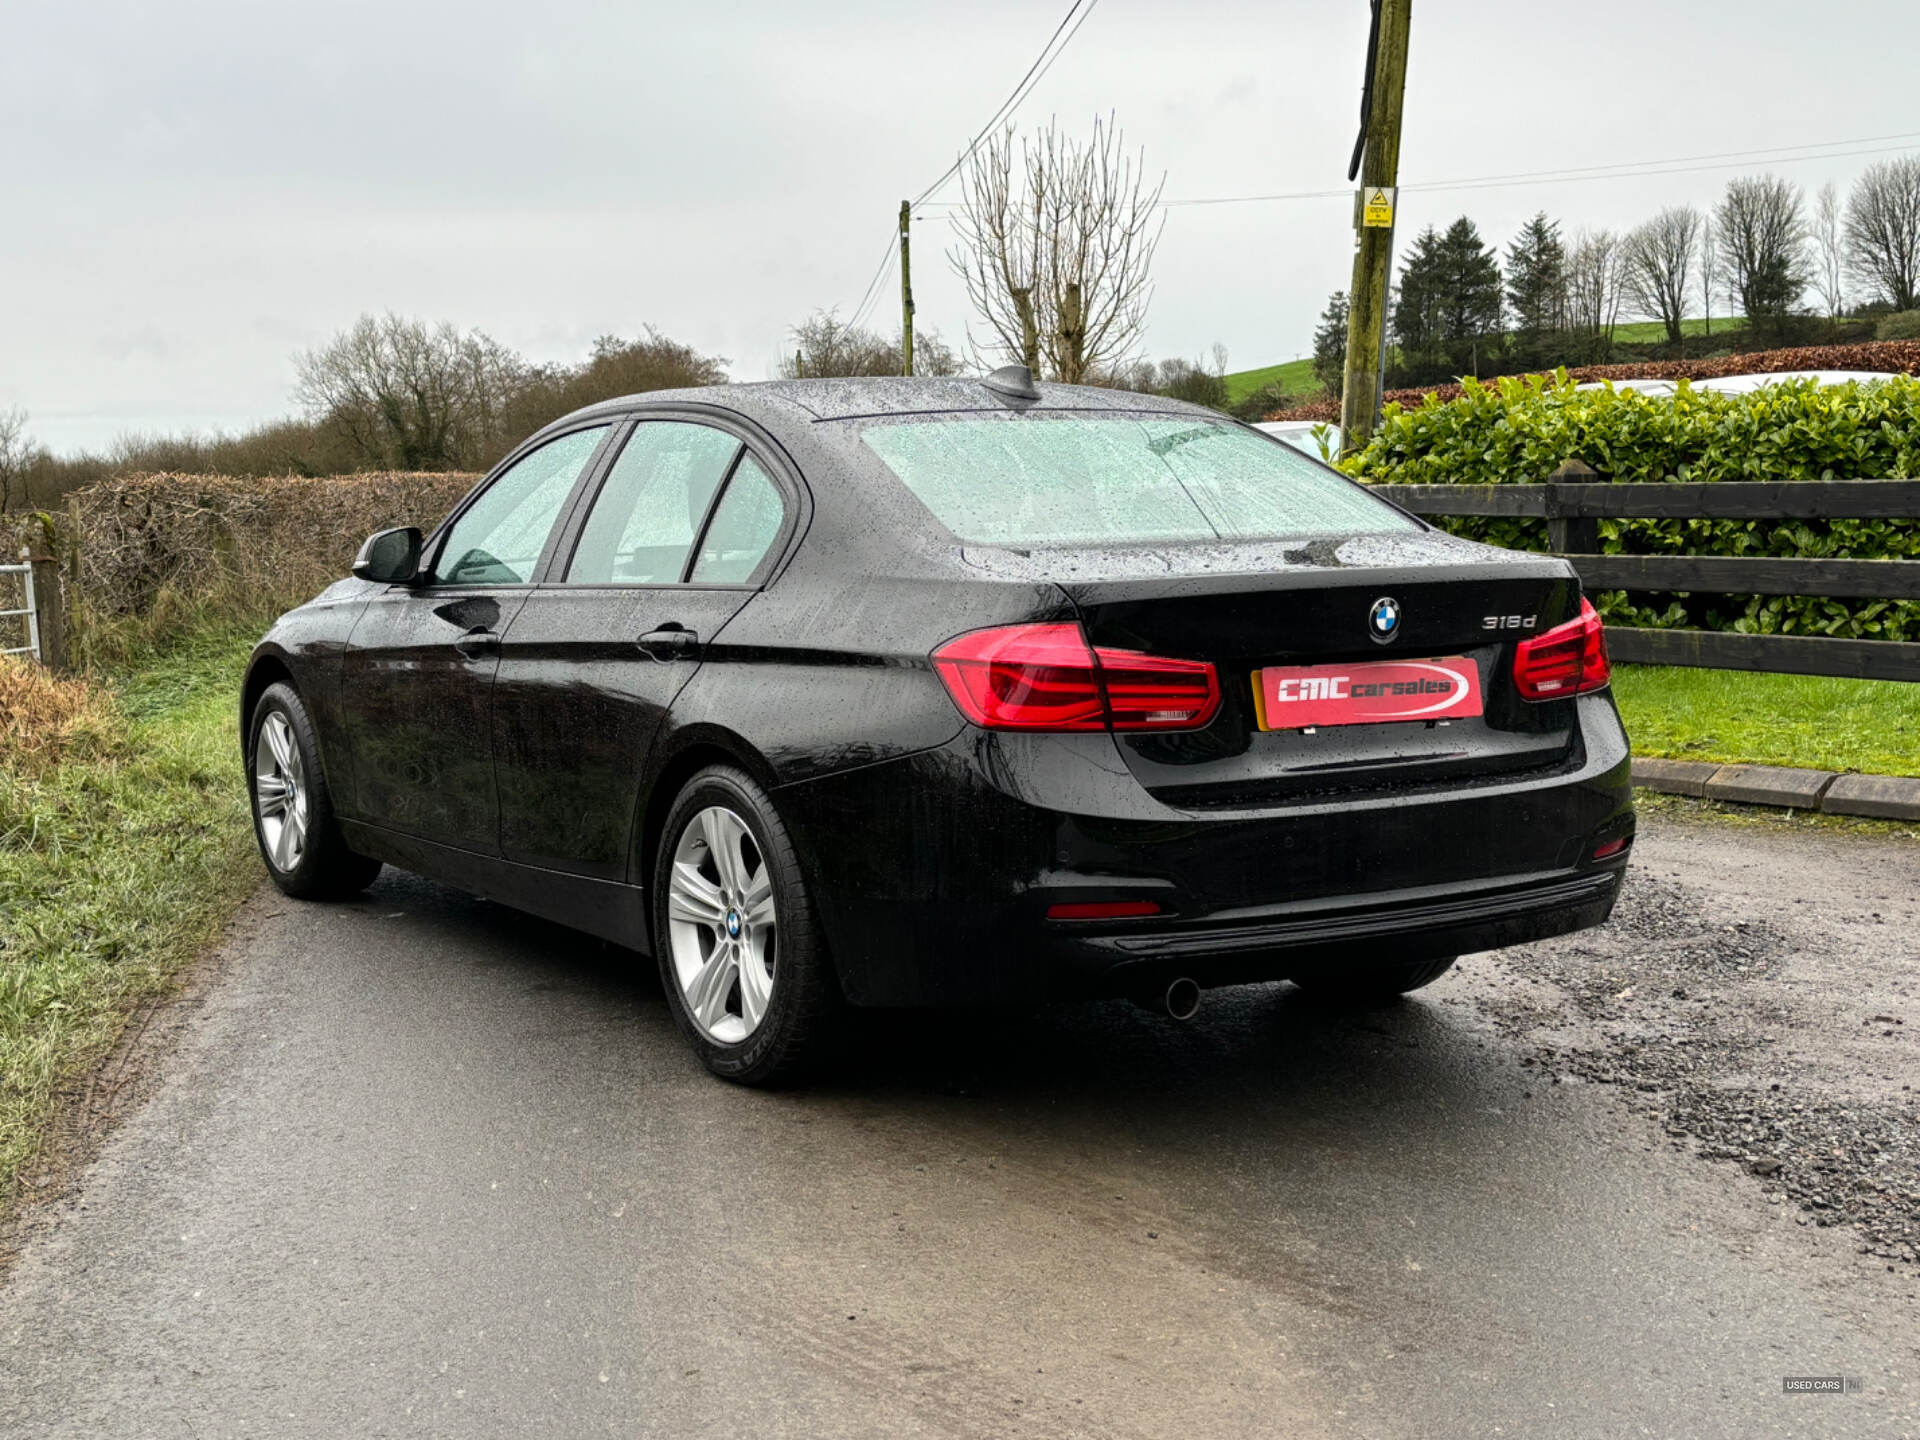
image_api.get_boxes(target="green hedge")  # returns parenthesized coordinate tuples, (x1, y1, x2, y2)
(1340, 374, 1920, 640)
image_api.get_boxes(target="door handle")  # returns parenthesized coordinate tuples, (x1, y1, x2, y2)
(637, 624, 700, 660)
(454, 627, 500, 659)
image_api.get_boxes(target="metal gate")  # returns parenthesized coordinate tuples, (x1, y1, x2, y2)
(1, 556, 40, 662)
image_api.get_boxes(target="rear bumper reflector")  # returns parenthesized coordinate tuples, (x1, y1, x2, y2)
(1046, 900, 1165, 921)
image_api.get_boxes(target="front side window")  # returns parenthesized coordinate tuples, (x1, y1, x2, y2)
(430, 426, 609, 586)
(690, 456, 786, 584)
(566, 422, 742, 584)
(854, 412, 1415, 547)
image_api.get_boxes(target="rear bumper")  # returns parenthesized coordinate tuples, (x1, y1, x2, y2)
(1075, 867, 1622, 995)
(775, 693, 1633, 1006)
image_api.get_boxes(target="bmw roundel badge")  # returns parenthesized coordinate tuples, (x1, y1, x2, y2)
(1368, 596, 1401, 644)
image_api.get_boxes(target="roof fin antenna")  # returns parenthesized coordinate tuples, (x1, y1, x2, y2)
(982, 364, 1041, 401)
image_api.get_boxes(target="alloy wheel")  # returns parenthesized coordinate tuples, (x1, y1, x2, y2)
(667, 805, 779, 1044)
(253, 710, 309, 873)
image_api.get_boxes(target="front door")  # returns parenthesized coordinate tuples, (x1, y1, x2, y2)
(340, 423, 614, 850)
(491, 421, 791, 879)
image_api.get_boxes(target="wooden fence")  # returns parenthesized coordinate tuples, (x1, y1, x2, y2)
(1369, 463, 1920, 682)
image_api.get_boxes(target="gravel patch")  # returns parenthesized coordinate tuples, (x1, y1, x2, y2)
(1480, 844, 1920, 1268)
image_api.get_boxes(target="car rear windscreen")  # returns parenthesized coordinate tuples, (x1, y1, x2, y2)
(855, 412, 1416, 546)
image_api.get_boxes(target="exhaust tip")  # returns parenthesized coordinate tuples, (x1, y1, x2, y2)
(1163, 976, 1201, 1022)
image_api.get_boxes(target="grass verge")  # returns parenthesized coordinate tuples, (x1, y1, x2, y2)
(1631, 788, 1920, 841)
(1611, 663, 1920, 778)
(0, 624, 260, 1208)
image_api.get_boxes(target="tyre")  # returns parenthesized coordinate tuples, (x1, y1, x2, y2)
(1290, 955, 1457, 1006)
(652, 765, 840, 1086)
(247, 682, 383, 900)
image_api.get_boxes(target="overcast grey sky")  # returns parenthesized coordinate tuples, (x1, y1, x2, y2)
(4, 0, 1916, 454)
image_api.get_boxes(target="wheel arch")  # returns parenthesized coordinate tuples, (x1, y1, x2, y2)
(239, 649, 295, 755)
(635, 725, 784, 904)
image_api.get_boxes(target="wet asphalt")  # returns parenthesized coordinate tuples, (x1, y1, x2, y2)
(1, 809, 1917, 1439)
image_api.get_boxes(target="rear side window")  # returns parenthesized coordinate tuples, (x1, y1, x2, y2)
(855, 413, 1414, 546)
(690, 456, 785, 584)
(567, 422, 741, 584)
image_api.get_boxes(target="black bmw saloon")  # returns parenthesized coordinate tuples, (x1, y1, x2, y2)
(242, 370, 1632, 1084)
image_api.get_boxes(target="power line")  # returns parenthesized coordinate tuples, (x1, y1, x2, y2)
(848, 241, 898, 334)
(1408, 140, 1920, 197)
(835, 0, 1101, 328)
(844, 232, 899, 336)
(910, 0, 1101, 210)
(912, 129, 1920, 212)
(1401, 128, 1920, 193)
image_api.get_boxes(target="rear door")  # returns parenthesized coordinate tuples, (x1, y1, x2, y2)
(340, 423, 613, 848)
(490, 420, 793, 879)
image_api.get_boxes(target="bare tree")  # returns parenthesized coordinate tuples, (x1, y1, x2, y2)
(492, 328, 729, 462)
(1844, 155, 1920, 313)
(1621, 206, 1700, 347)
(1565, 229, 1626, 362)
(1811, 181, 1846, 329)
(950, 115, 1164, 383)
(1700, 215, 1716, 338)
(0, 409, 39, 512)
(1714, 174, 1809, 341)
(779, 310, 959, 379)
(294, 312, 526, 470)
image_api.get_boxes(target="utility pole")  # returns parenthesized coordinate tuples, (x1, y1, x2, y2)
(899, 200, 915, 376)
(1339, 0, 1411, 457)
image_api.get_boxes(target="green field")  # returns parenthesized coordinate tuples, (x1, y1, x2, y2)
(1611, 663, 1920, 779)
(1226, 315, 1757, 405)
(1606, 315, 1750, 346)
(1223, 357, 1318, 405)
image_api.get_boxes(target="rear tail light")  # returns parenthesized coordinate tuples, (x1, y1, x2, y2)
(930, 623, 1105, 730)
(932, 623, 1220, 732)
(1512, 598, 1611, 701)
(1592, 835, 1630, 861)
(1098, 649, 1222, 730)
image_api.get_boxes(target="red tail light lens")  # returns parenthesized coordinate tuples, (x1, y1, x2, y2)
(1098, 648, 1221, 730)
(932, 623, 1220, 732)
(932, 623, 1106, 730)
(1512, 598, 1611, 701)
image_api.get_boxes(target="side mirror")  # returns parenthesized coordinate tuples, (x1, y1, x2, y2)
(352, 527, 423, 584)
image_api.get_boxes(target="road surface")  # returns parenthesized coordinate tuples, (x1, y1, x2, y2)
(2, 804, 1917, 1438)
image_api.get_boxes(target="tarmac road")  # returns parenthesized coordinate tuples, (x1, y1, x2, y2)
(2, 805, 1917, 1438)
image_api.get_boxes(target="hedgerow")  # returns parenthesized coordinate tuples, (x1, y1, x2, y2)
(1263, 338, 1920, 423)
(56, 471, 478, 665)
(1340, 373, 1920, 639)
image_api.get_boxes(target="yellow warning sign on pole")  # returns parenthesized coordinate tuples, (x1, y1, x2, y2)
(1361, 186, 1396, 228)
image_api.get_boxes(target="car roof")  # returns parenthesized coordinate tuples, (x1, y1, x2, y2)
(553, 376, 1218, 430)
(1693, 369, 1901, 393)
